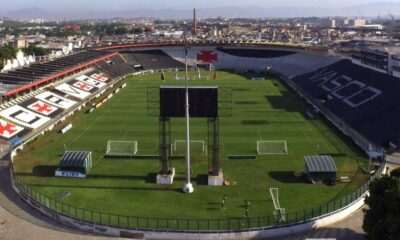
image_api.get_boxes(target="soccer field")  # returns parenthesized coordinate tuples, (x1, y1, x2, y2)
(14, 70, 369, 221)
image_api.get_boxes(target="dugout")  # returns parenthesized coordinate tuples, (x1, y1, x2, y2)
(55, 151, 92, 178)
(304, 155, 337, 185)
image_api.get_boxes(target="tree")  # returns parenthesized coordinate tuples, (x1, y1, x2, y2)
(0, 45, 17, 69)
(363, 170, 400, 240)
(22, 44, 50, 56)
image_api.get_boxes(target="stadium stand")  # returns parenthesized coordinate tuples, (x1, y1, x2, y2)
(211, 48, 339, 78)
(95, 54, 133, 77)
(120, 51, 142, 67)
(123, 50, 185, 70)
(0, 50, 114, 101)
(291, 59, 400, 147)
(216, 47, 296, 58)
(163, 47, 339, 78)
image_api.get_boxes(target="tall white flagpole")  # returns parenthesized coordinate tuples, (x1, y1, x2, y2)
(183, 32, 193, 193)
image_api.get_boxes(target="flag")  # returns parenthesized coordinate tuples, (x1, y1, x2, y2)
(213, 71, 217, 80)
(197, 51, 218, 63)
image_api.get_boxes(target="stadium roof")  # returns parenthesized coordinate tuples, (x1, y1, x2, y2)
(304, 155, 337, 173)
(59, 151, 91, 168)
(0, 51, 117, 97)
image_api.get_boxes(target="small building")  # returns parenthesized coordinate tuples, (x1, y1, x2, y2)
(55, 151, 92, 178)
(14, 37, 27, 49)
(304, 155, 337, 185)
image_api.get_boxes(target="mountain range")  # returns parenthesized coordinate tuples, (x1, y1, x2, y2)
(1, 2, 400, 20)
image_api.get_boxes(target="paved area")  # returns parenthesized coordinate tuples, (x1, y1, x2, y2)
(0, 203, 366, 240)
(277, 208, 366, 240)
(0, 205, 121, 240)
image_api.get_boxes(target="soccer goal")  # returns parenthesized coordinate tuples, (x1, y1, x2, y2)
(106, 141, 138, 156)
(270, 188, 286, 223)
(171, 140, 207, 156)
(257, 141, 288, 155)
(193, 75, 210, 81)
(193, 73, 210, 81)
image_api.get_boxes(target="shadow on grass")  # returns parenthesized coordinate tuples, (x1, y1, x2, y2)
(27, 183, 183, 192)
(89, 173, 160, 184)
(234, 101, 259, 105)
(196, 174, 208, 185)
(268, 171, 305, 184)
(206, 202, 222, 211)
(241, 120, 269, 125)
(265, 93, 308, 118)
(30, 165, 58, 177)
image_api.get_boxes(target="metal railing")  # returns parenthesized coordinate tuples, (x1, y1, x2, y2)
(12, 162, 384, 232)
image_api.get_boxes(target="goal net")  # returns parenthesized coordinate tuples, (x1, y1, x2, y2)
(171, 140, 207, 156)
(257, 141, 288, 155)
(270, 188, 286, 223)
(193, 75, 210, 81)
(106, 141, 138, 156)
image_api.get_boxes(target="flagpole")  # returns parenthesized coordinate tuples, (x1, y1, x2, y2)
(183, 32, 193, 193)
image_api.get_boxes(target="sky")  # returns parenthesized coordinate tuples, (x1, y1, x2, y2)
(1, 0, 400, 12)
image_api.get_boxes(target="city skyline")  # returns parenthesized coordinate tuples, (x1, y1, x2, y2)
(1, 0, 400, 19)
(1, 0, 400, 11)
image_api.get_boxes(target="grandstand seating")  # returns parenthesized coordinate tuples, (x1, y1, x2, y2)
(95, 55, 132, 77)
(292, 59, 400, 147)
(216, 47, 296, 58)
(120, 52, 142, 68)
(0, 50, 110, 100)
(123, 50, 185, 70)
(210, 48, 339, 78)
(163, 47, 339, 78)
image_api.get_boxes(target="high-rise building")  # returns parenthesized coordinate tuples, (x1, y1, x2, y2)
(321, 18, 336, 28)
(353, 18, 366, 27)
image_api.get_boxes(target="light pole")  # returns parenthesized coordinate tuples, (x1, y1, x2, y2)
(183, 32, 193, 193)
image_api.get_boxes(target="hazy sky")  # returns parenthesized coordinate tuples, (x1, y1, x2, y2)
(2, 0, 400, 12)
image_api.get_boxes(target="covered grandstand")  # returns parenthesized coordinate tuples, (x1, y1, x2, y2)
(0, 50, 116, 102)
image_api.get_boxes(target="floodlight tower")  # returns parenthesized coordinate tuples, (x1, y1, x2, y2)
(183, 32, 194, 193)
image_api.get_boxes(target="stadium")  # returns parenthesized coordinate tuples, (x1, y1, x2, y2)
(0, 42, 391, 239)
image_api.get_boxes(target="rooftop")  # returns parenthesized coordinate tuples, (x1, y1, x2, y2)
(304, 155, 337, 173)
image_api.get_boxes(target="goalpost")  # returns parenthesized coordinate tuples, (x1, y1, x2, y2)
(257, 141, 288, 155)
(171, 140, 207, 156)
(193, 75, 210, 81)
(106, 141, 138, 156)
(269, 188, 286, 223)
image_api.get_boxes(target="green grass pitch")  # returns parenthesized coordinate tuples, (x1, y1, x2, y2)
(14, 70, 369, 220)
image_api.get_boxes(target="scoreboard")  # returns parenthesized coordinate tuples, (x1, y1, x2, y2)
(160, 86, 218, 118)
